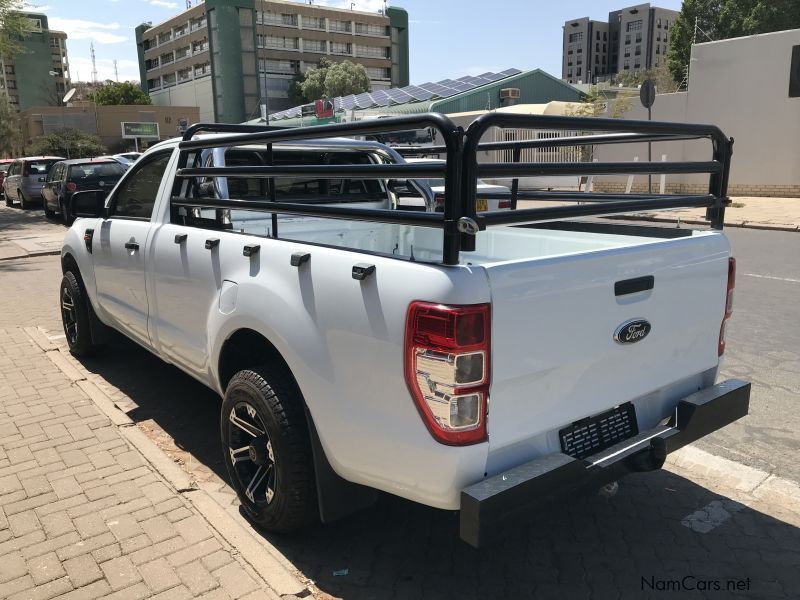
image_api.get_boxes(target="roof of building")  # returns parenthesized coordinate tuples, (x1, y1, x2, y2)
(258, 69, 583, 126)
(268, 68, 524, 121)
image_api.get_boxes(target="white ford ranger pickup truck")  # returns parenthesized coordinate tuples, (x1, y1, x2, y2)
(59, 114, 750, 547)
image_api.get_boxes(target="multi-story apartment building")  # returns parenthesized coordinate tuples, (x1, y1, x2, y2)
(0, 13, 69, 110)
(136, 0, 409, 123)
(563, 3, 679, 84)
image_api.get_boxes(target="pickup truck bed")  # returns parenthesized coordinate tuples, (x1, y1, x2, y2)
(59, 113, 748, 547)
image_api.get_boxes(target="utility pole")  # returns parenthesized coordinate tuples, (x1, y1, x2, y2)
(114, 60, 119, 82)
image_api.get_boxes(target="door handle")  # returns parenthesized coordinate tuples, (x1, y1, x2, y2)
(124, 241, 139, 251)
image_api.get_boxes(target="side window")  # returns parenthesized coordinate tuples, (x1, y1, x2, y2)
(110, 153, 171, 219)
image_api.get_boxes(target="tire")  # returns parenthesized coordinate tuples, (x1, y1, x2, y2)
(59, 271, 98, 357)
(3, 190, 11, 206)
(43, 196, 56, 218)
(19, 190, 30, 209)
(221, 366, 317, 533)
(61, 199, 74, 225)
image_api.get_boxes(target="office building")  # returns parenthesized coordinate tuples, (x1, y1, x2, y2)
(0, 13, 69, 110)
(135, 0, 409, 123)
(562, 3, 679, 84)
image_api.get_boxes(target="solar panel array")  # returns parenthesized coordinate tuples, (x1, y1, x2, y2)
(270, 68, 522, 120)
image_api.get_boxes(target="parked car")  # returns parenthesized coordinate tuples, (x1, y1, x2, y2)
(98, 152, 143, 168)
(3, 156, 64, 208)
(395, 158, 512, 212)
(0, 159, 13, 199)
(59, 115, 749, 548)
(42, 158, 126, 223)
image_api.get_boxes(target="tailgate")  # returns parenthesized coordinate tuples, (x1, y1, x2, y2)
(483, 231, 731, 469)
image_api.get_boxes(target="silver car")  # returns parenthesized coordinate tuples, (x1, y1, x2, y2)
(3, 156, 64, 208)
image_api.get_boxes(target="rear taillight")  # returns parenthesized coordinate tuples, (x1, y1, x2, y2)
(433, 193, 445, 212)
(404, 302, 490, 445)
(718, 257, 736, 355)
(498, 200, 511, 209)
(66, 182, 77, 192)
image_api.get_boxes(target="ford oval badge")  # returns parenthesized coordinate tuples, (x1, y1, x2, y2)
(614, 319, 651, 344)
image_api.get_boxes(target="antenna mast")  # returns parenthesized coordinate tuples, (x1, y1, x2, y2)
(90, 42, 98, 83)
(114, 60, 119, 82)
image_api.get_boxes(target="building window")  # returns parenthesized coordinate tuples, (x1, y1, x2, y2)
(603, 43, 606, 52)
(303, 39, 326, 53)
(567, 69, 572, 78)
(174, 25, 187, 38)
(595, 42, 600, 51)
(329, 19, 351, 33)
(596, 31, 600, 40)
(665, 20, 670, 29)
(260, 59, 299, 74)
(355, 22, 386, 36)
(664, 33, 668, 42)
(162, 73, 176, 87)
(595, 55, 599, 64)
(355, 44, 387, 59)
(636, 33, 642, 43)
(194, 62, 210, 78)
(568, 32, 583, 43)
(262, 35, 299, 50)
(657, 18, 662, 28)
(145, 58, 159, 71)
(577, 47, 582, 53)
(161, 52, 174, 65)
(192, 39, 208, 53)
(158, 31, 171, 45)
(143, 38, 157, 51)
(626, 19, 642, 31)
(190, 17, 206, 31)
(603, 31, 607, 41)
(625, 34, 631, 44)
(303, 16, 325, 30)
(366, 66, 389, 79)
(634, 60, 641, 69)
(567, 60, 573, 66)
(623, 59, 630, 70)
(263, 12, 298, 26)
(567, 48, 573, 55)
(50, 36, 59, 48)
(576, 58, 582, 65)
(635, 45, 641, 56)
(147, 78, 160, 91)
(656, 45, 660, 54)
(576, 67, 581, 77)
(330, 42, 352, 55)
(175, 46, 191, 61)
(178, 68, 192, 82)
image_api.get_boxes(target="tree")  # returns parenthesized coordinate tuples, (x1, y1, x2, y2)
(27, 128, 105, 159)
(293, 58, 371, 103)
(0, 92, 22, 157)
(89, 81, 151, 106)
(0, 0, 28, 58)
(668, 0, 800, 86)
(615, 62, 681, 94)
(566, 86, 634, 119)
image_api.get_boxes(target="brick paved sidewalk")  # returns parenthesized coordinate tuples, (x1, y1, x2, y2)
(0, 327, 278, 600)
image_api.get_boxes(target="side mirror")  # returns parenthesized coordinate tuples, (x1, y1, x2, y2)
(69, 190, 106, 219)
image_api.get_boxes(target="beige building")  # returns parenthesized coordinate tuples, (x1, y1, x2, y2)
(135, 0, 409, 123)
(593, 28, 800, 197)
(19, 103, 200, 153)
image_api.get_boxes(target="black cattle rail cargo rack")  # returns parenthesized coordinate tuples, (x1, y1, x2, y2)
(171, 112, 733, 266)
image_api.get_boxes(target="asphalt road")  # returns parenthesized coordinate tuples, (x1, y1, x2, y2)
(1, 206, 798, 599)
(696, 227, 800, 482)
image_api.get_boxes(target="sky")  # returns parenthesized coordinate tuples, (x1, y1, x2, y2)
(23, 0, 683, 85)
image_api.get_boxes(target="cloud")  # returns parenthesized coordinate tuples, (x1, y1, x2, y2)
(68, 56, 141, 83)
(149, 0, 179, 8)
(48, 18, 127, 44)
(21, 3, 52, 11)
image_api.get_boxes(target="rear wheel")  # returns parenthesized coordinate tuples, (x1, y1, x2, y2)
(20, 190, 33, 209)
(60, 271, 98, 356)
(221, 366, 317, 533)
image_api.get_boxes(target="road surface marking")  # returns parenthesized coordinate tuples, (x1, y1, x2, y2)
(743, 273, 800, 284)
(681, 499, 745, 533)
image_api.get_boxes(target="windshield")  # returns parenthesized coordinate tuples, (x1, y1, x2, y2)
(28, 160, 59, 174)
(69, 162, 127, 180)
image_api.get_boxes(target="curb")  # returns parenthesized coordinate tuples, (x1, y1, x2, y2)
(666, 446, 800, 513)
(0, 249, 61, 261)
(25, 326, 311, 599)
(615, 215, 800, 232)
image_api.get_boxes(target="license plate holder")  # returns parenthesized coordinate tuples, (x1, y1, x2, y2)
(476, 198, 488, 212)
(559, 403, 638, 459)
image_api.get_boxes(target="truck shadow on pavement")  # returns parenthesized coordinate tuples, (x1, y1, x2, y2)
(74, 335, 800, 600)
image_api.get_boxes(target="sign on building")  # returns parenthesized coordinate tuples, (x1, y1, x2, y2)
(121, 122, 160, 139)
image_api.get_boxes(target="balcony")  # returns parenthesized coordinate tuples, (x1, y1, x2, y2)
(190, 19, 207, 32)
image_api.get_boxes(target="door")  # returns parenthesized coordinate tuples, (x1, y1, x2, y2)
(43, 164, 64, 209)
(6, 162, 20, 202)
(93, 151, 172, 344)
